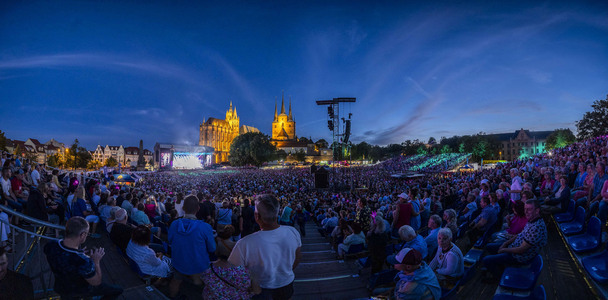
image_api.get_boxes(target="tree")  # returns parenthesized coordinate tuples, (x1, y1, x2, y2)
(87, 160, 102, 170)
(576, 95, 608, 140)
(458, 143, 466, 153)
(315, 139, 329, 149)
(47, 153, 61, 168)
(440, 145, 452, 154)
(276, 149, 288, 161)
(65, 139, 92, 169)
(0, 130, 7, 151)
(417, 145, 428, 155)
(427, 137, 437, 145)
(545, 128, 576, 150)
(105, 156, 118, 167)
(294, 149, 307, 162)
(148, 158, 154, 168)
(299, 137, 313, 144)
(229, 132, 276, 167)
(137, 139, 146, 167)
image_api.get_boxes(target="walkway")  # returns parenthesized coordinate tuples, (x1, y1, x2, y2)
(293, 222, 369, 300)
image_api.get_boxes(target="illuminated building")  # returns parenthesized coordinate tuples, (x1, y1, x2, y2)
(199, 102, 259, 163)
(271, 93, 308, 154)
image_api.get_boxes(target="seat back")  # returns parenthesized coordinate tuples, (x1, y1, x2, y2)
(574, 206, 585, 225)
(368, 269, 399, 290)
(533, 284, 546, 300)
(588, 216, 602, 242)
(566, 200, 575, 214)
(531, 255, 543, 283)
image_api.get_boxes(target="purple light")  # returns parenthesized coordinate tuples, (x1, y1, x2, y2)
(73, 180, 79, 185)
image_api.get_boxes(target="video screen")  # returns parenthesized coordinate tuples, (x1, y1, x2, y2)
(172, 152, 212, 169)
(160, 152, 172, 168)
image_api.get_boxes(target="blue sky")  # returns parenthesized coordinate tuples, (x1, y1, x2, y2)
(1, 0, 607, 149)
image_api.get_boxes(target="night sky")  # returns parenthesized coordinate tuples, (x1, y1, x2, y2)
(1, 1, 607, 150)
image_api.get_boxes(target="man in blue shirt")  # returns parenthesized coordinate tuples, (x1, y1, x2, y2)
(467, 196, 497, 245)
(168, 195, 216, 298)
(424, 215, 442, 259)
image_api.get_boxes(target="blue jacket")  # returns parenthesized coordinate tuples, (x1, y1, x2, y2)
(168, 217, 216, 275)
(394, 262, 441, 300)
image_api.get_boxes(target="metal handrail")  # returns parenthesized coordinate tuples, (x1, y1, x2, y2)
(0, 204, 65, 230)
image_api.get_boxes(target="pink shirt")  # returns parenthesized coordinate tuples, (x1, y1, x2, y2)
(507, 215, 528, 235)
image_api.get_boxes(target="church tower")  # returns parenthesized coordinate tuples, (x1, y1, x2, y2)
(272, 92, 296, 141)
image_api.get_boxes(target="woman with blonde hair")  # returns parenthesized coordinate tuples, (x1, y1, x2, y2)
(68, 185, 100, 237)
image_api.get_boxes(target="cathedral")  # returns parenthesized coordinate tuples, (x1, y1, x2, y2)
(199, 102, 259, 163)
(271, 93, 308, 153)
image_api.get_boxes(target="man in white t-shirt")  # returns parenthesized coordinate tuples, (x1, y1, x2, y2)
(229, 194, 302, 300)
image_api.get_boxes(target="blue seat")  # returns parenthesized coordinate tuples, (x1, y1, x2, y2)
(463, 248, 483, 265)
(554, 200, 575, 223)
(357, 257, 370, 269)
(492, 285, 546, 300)
(474, 224, 496, 248)
(582, 250, 608, 283)
(368, 269, 399, 291)
(441, 264, 476, 300)
(499, 255, 543, 291)
(568, 216, 602, 253)
(127, 256, 153, 284)
(559, 206, 585, 235)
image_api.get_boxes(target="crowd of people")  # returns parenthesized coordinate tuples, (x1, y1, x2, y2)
(1, 135, 608, 299)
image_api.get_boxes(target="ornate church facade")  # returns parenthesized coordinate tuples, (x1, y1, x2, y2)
(199, 102, 259, 163)
(271, 94, 308, 153)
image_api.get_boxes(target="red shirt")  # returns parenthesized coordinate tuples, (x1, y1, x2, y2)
(11, 177, 23, 194)
(395, 202, 413, 228)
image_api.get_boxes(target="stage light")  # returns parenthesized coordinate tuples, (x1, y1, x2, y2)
(327, 106, 334, 118)
(328, 120, 333, 130)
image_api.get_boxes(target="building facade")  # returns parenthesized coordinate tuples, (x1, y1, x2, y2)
(489, 128, 552, 161)
(271, 94, 308, 153)
(199, 102, 259, 163)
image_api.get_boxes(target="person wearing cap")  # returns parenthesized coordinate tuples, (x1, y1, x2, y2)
(387, 225, 428, 265)
(392, 192, 413, 237)
(392, 248, 441, 300)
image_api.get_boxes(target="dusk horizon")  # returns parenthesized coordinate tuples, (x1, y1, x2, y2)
(1, 1, 607, 150)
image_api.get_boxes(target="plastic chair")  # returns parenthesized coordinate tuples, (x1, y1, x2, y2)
(368, 269, 399, 291)
(582, 250, 608, 283)
(568, 216, 602, 253)
(559, 206, 585, 236)
(499, 255, 543, 291)
(463, 248, 483, 265)
(554, 200, 575, 223)
(492, 285, 546, 300)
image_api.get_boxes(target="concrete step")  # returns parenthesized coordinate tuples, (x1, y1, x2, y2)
(302, 243, 332, 252)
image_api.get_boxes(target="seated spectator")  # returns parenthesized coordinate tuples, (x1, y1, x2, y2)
(388, 225, 428, 264)
(425, 215, 442, 259)
(201, 225, 260, 300)
(44, 216, 123, 299)
(337, 223, 366, 259)
(109, 208, 134, 252)
(216, 225, 236, 260)
(393, 248, 441, 300)
(68, 186, 100, 238)
(131, 203, 160, 238)
(0, 200, 10, 252)
(127, 225, 172, 279)
(99, 197, 117, 223)
(442, 209, 458, 238)
(542, 176, 570, 214)
(492, 200, 527, 243)
(367, 214, 389, 274)
(458, 193, 477, 225)
(0, 247, 34, 300)
(429, 228, 464, 288)
(481, 200, 548, 282)
(466, 196, 497, 245)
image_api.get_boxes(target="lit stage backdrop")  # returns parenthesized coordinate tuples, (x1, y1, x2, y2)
(154, 143, 214, 170)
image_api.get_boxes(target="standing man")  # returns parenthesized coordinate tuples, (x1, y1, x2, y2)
(44, 216, 123, 299)
(229, 194, 302, 300)
(168, 195, 216, 298)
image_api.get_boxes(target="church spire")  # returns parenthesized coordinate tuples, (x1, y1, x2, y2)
(288, 96, 293, 120)
(280, 91, 286, 114)
(274, 97, 278, 121)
